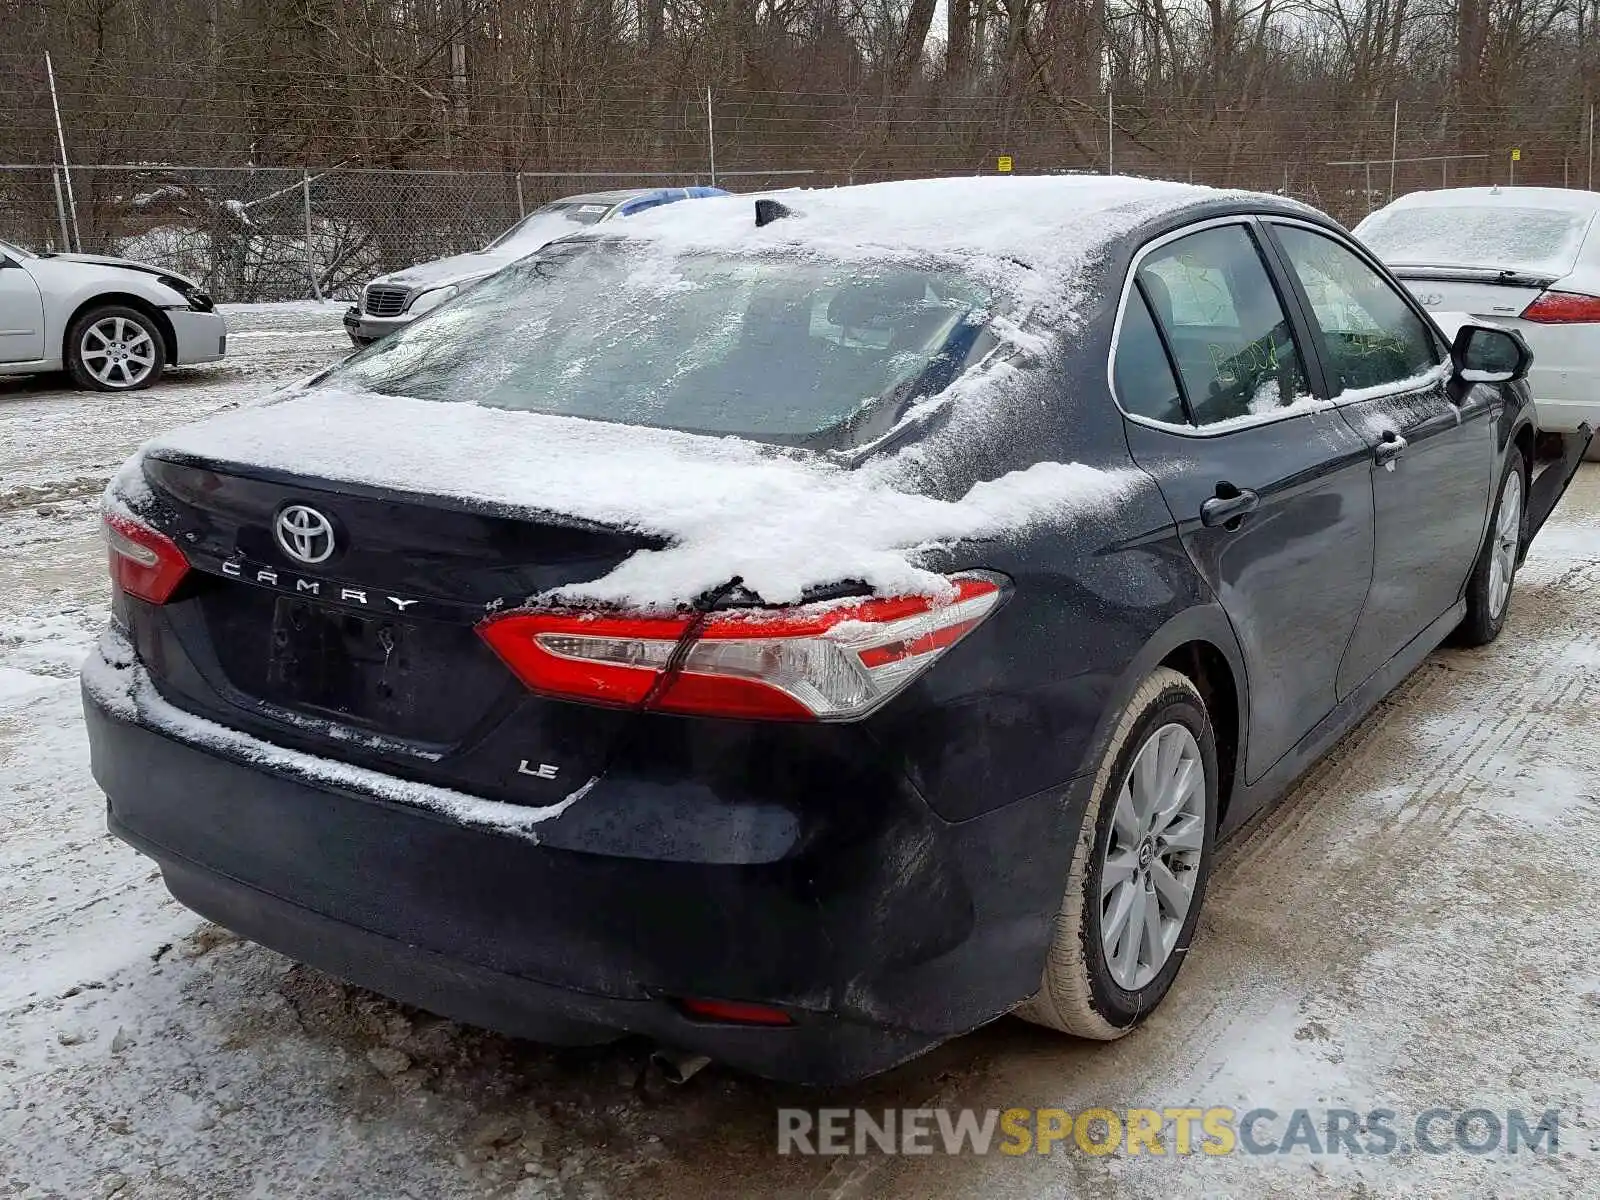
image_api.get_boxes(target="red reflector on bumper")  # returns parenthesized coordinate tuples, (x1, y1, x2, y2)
(678, 997, 795, 1026)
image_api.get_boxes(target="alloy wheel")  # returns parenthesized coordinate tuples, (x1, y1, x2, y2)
(1488, 469, 1523, 621)
(80, 316, 157, 388)
(1100, 722, 1206, 991)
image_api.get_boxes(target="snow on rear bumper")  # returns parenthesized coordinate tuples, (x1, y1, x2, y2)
(81, 629, 1083, 1082)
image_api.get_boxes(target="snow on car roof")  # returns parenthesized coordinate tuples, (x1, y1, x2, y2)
(558, 188, 663, 205)
(1375, 185, 1600, 214)
(617, 175, 1296, 319)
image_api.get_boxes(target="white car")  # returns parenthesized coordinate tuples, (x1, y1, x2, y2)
(0, 238, 226, 391)
(1356, 186, 1600, 442)
(344, 186, 727, 345)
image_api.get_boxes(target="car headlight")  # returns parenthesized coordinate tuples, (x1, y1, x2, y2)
(156, 274, 214, 312)
(407, 285, 458, 316)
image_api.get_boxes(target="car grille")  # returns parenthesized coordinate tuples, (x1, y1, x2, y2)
(364, 285, 410, 317)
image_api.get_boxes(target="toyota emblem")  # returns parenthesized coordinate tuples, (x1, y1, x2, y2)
(274, 504, 337, 565)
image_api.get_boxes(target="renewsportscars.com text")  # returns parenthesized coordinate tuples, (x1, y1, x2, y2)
(776, 1107, 1560, 1157)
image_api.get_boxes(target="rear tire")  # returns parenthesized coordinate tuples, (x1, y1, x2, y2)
(66, 304, 167, 392)
(1455, 453, 1527, 647)
(1016, 667, 1218, 1039)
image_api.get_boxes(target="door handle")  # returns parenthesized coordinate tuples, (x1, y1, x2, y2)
(1200, 486, 1260, 528)
(1375, 431, 1408, 468)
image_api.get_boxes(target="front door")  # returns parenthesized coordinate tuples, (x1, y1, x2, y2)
(1115, 221, 1377, 783)
(1263, 222, 1496, 694)
(0, 260, 45, 363)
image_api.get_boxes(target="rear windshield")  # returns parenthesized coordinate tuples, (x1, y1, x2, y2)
(1358, 204, 1594, 276)
(484, 202, 612, 250)
(324, 241, 997, 448)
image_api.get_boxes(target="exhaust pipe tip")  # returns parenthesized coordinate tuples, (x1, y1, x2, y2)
(650, 1047, 712, 1085)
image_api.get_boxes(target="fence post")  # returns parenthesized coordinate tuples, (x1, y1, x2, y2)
(1107, 90, 1114, 175)
(515, 172, 525, 219)
(302, 169, 322, 302)
(705, 87, 717, 188)
(51, 168, 70, 250)
(1388, 99, 1399, 202)
(45, 51, 81, 252)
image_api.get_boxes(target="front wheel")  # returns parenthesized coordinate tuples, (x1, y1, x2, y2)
(65, 305, 167, 391)
(1455, 454, 1527, 647)
(1016, 666, 1218, 1039)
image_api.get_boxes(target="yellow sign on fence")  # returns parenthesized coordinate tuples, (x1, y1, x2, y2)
(997, 155, 1013, 173)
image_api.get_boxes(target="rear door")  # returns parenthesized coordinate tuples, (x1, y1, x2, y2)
(1115, 219, 1377, 784)
(1264, 221, 1496, 694)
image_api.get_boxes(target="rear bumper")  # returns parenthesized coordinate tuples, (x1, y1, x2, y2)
(1533, 395, 1600, 436)
(167, 308, 227, 365)
(83, 635, 1085, 1084)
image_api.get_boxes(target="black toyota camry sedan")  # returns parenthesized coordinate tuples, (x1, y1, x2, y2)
(83, 178, 1592, 1084)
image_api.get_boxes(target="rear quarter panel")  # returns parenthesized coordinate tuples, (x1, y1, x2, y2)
(862, 247, 1240, 824)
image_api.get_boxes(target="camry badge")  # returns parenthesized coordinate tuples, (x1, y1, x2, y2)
(275, 504, 337, 565)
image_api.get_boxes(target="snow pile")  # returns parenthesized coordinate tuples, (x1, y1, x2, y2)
(129, 389, 1138, 606)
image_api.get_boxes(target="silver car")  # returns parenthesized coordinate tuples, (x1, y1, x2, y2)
(343, 187, 727, 345)
(0, 238, 226, 391)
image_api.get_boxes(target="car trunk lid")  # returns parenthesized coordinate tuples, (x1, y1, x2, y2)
(123, 451, 665, 804)
(1387, 266, 1554, 322)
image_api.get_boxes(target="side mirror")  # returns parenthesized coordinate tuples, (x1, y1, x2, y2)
(1451, 323, 1532, 384)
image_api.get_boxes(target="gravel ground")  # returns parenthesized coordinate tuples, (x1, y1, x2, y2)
(2, 305, 1596, 1198)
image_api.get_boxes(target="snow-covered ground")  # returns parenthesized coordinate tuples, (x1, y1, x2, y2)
(2, 305, 1598, 1197)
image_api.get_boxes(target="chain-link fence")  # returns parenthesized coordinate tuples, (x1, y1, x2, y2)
(0, 164, 821, 303)
(0, 148, 1530, 304)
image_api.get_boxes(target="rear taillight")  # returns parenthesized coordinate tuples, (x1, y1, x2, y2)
(477, 574, 1004, 721)
(105, 512, 190, 604)
(1520, 291, 1600, 323)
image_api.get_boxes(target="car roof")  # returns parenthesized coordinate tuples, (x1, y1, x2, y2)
(556, 188, 658, 205)
(556, 187, 722, 207)
(597, 176, 1325, 276)
(1373, 185, 1600, 215)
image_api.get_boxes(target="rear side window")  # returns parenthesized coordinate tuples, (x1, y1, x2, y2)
(1272, 226, 1439, 395)
(1135, 225, 1312, 427)
(1114, 289, 1185, 424)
